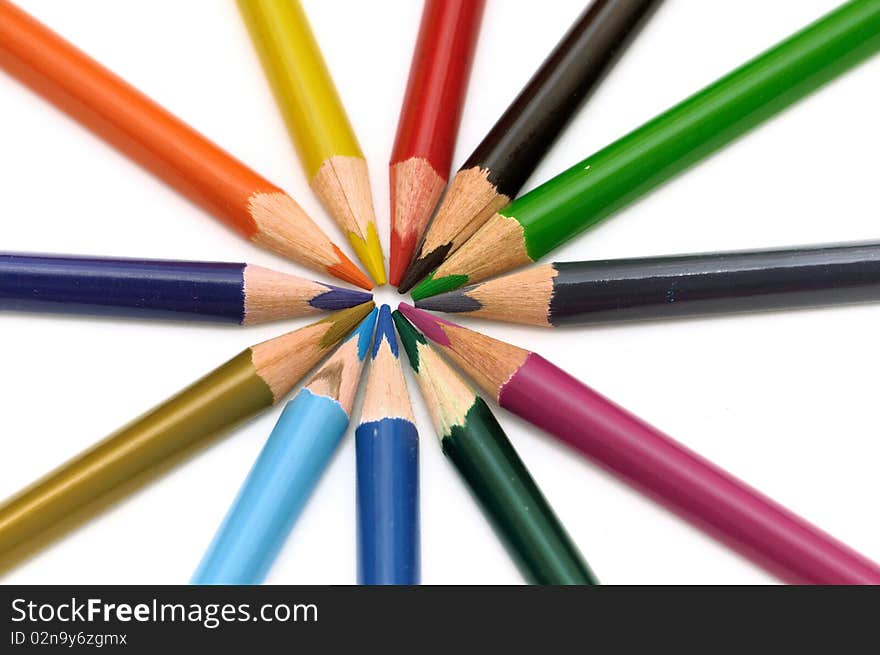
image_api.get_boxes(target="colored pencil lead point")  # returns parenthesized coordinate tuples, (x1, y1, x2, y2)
(316, 301, 376, 348)
(309, 284, 374, 312)
(413, 287, 478, 314)
(346, 307, 380, 361)
(327, 246, 375, 290)
(397, 303, 453, 347)
(397, 245, 450, 293)
(391, 309, 428, 373)
(348, 223, 387, 287)
(410, 271, 470, 301)
(372, 305, 398, 359)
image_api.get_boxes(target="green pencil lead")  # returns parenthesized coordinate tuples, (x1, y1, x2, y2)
(411, 272, 470, 301)
(391, 310, 426, 373)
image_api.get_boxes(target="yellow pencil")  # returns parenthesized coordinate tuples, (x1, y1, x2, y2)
(238, 0, 386, 285)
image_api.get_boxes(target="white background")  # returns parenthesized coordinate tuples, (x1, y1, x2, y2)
(1, 0, 878, 585)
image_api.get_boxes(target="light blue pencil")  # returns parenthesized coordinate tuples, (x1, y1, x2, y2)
(192, 307, 378, 584)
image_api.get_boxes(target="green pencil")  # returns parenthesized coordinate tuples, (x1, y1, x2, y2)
(411, 0, 880, 300)
(392, 310, 597, 585)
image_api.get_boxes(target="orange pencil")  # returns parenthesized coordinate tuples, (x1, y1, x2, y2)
(0, 1, 371, 290)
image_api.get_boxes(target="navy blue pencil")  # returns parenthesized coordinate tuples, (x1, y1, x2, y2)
(355, 305, 420, 584)
(0, 253, 371, 324)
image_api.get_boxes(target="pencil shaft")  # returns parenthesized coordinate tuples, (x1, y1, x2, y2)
(463, 0, 659, 198)
(355, 418, 420, 585)
(0, 0, 275, 236)
(238, 0, 361, 177)
(510, 0, 880, 261)
(238, 0, 385, 284)
(499, 354, 880, 585)
(0, 351, 274, 557)
(0, 253, 246, 323)
(391, 0, 485, 173)
(443, 398, 597, 585)
(550, 243, 880, 324)
(193, 389, 349, 585)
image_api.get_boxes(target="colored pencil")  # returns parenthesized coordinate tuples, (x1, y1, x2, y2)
(398, 0, 661, 292)
(0, 1, 370, 290)
(0, 302, 375, 566)
(389, 0, 485, 286)
(392, 311, 597, 585)
(192, 308, 377, 584)
(355, 305, 420, 585)
(0, 252, 372, 325)
(411, 0, 880, 300)
(398, 303, 880, 584)
(238, 0, 385, 285)
(415, 242, 880, 327)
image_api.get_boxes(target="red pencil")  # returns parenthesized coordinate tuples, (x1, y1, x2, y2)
(398, 303, 880, 585)
(389, 0, 485, 286)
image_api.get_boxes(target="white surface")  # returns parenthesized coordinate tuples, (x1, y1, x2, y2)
(1, 0, 878, 585)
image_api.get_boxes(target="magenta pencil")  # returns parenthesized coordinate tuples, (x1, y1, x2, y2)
(398, 303, 880, 585)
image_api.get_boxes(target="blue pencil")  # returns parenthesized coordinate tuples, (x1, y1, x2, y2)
(355, 305, 420, 584)
(191, 307, 378, 584)
(0, 252, 371, 324)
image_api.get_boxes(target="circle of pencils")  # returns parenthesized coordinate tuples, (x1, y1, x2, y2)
(355, 306, 420, 585)
(398, 0, 662, 293)
(393, 310, 597, 585)
(415, 242, 880, 326)
(0, 0, 371, 290)
(192, 309, 377, 584)
(398, 303, 880, 585)
(0, 252, 373, 324)
(2, 0, 880, 587)
(411, 0, 880, 300)
(389, 0, 485, 287)
(238, 0, 386, 285)
(0, 303, 374, 574)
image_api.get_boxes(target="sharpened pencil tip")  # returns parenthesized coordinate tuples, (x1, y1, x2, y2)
(391, 310, 427, 372)
(348, 222, 386, 286)
(372, 305, 398, 359)
(414, 288, 480, 314)
(347, 307, 379, 361)
(397, 303, 453, 347)
(309, 285, 373, 311)
(396, 245, 451, 293)
(328, 246, 374, 290)
(318, 301, 376, 348)
(389, 230, 417, 287)
(410, 271, 470, 301)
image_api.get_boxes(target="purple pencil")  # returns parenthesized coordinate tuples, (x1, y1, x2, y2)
(398, 303, 880, 584)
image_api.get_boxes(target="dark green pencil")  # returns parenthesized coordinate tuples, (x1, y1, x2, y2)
(392, 310, 596, 585)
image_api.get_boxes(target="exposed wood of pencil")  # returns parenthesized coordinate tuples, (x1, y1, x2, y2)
(397, 168, 509, 292)
(242, 264, 370, 324)
(402, 306, 527, 401)
(416, 264, 555, 326)
(0, 1, 369, 288)
(303, 326, 371, 417)
(0, 302, 373, 560)
(254, 301, 375, 401)
(389, 157, 446, 286)
(405, 333, 475, 441)
(311, 155, 385, 286)
(412, 212, 530, 300)
(247, 193, 372, 289)
(360, 315, 414, 426)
